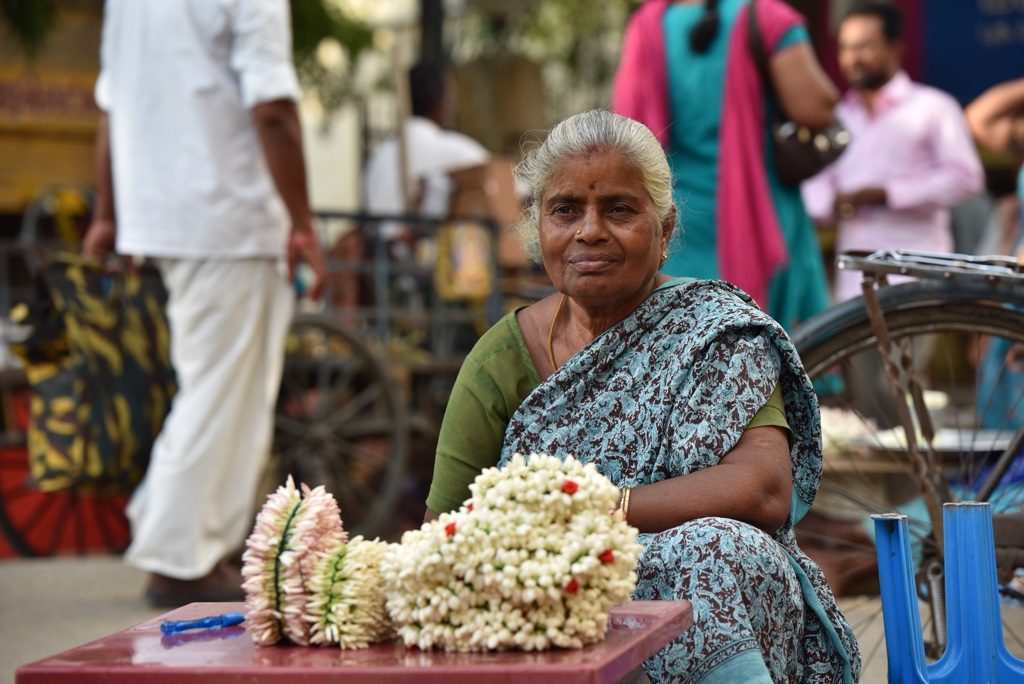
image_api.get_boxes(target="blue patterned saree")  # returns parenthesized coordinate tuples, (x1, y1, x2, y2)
(499, 278, 860, 684)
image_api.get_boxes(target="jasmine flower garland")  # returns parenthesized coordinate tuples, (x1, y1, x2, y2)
(381, 453, 641, 652)
(306, 535, 393, 648)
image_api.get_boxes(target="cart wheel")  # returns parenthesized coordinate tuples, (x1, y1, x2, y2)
(274, 314, 408, 538)
(0, 435, 130, 557)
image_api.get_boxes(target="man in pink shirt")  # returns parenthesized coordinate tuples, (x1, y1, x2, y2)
(801, 0, 984, 302)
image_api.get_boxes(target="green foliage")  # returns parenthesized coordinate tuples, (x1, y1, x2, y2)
(291, 0, 373, 113)
(0, 0, 58, 59)
(291, 0, 372, 68)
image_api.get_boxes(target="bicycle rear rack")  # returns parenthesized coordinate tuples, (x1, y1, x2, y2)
(838, 249, 1024, 286)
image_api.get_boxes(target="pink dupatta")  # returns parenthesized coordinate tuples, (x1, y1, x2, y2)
(612, 0, 804, 311)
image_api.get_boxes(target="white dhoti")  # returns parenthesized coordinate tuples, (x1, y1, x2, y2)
(125, 258, 294, 579)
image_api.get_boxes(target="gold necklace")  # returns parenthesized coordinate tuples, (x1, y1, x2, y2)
(546, 293, 568, 372)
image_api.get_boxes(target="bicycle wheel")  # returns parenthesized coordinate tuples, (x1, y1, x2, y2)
(273, 314, 408, 540)
(792, 280, 1024, 662)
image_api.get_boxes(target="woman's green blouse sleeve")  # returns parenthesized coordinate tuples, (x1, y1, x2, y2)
(426, 313, 539, 514)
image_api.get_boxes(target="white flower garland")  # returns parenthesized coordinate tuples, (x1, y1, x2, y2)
(306, 535, 393, 648)
(381, 453, 641, 652)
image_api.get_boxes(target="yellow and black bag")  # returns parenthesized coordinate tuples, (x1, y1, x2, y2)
(9, 254, 176, 493)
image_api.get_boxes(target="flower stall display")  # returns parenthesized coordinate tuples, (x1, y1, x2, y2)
(380, 453, 641, 652)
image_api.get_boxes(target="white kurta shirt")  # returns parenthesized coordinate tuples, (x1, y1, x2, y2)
(363, 117, 489, 221)
(95, 0, 302, 260)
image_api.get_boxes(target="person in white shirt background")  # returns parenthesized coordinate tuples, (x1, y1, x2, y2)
(83, 0, 326, 606)
(363, 61, 490, 227)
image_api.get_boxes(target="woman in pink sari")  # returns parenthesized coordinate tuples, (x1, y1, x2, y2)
(612, 0, 839, 330)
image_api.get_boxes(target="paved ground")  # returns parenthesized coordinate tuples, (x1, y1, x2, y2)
(0, 556, 163, 684)
(3, 553, 1024, 684)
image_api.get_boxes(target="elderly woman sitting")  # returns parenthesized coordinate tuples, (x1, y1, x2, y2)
(425, 110, 860, 684)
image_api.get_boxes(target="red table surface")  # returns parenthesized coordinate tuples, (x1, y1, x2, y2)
(17, 600, 693, 684)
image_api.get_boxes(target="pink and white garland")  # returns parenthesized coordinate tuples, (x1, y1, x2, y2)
(241, 476, 391, 647)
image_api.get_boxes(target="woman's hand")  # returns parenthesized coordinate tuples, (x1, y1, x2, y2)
(625, 426, 793, 535)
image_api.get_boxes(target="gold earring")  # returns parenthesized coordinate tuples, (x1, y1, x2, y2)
(660, 251, 668, 265)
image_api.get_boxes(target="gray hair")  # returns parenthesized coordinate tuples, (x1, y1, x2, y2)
(513, 109, 677, 262)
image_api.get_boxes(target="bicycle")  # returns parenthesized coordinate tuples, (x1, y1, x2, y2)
(790, 249, 1024, 665)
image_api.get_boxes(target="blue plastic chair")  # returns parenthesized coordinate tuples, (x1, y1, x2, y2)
(873, 502, 1024, 683)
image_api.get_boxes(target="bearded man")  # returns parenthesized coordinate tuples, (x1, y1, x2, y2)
(801, 0, 983, 303)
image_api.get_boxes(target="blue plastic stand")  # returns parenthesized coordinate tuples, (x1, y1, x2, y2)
(872, 502, 1024, 683)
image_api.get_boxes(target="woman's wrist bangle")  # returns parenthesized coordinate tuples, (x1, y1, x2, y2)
(620, 486, 631, 524)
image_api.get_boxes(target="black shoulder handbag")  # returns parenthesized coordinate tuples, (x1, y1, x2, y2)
(747, 0, 850, 185)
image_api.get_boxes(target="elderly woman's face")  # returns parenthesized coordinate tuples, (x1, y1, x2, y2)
(539, 149, 670, 307)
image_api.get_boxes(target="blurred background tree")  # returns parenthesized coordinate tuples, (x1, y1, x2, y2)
(291, 0, 373, 114)
(0, 0, 59, 59)
(452, 0, 642, 123)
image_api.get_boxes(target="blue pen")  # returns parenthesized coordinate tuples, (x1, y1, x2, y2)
(160, 612, 246, 635)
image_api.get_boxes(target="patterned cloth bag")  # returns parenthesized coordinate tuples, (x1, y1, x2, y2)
(9, 254, 176, 493)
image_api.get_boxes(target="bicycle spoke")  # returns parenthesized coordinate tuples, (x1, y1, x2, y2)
(323, 384, 384, 431)
(1004, 614, 1024, 653)
(862, 620, 888, 670)
(334, 418, 398, 440)
(275, 414, 311, 437)
(279, 359, 311, 404)
(323, 436, 390, 478)
(850, 598, 887, 636)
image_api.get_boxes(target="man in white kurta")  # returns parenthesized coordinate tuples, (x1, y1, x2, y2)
(363, 62, 489, 224)
(85, 0, 325, 606)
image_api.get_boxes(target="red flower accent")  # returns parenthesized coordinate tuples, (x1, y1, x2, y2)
(466, 502, 474, 512)
(565, 578, 580, 595)
(445, 522, 457, 537)
(561, 480, 579, 495)
(599, 549, 615, 564)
